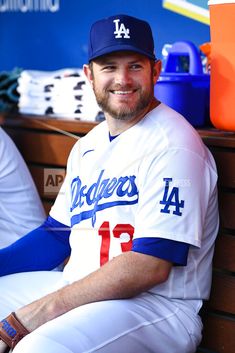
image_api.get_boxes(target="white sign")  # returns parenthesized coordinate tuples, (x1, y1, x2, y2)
(0, 0, 60, 12)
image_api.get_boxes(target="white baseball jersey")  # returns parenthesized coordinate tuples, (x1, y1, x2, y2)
(0, 127, 45, 247)
(50, 103, 219, 300)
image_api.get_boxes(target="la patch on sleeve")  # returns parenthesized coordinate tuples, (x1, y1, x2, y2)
(159, 178, 185, 216)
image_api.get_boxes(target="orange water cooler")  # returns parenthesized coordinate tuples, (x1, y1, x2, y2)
(209, 0, 235, 130)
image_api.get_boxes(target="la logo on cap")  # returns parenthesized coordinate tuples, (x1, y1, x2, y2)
(113, 19, 130, 39)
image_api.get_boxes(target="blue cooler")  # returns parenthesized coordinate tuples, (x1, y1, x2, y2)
(154, 41, 210, 127)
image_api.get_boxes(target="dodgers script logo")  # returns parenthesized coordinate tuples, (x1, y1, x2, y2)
(70, 169, 138, 227)
(113, 19, 130, 38)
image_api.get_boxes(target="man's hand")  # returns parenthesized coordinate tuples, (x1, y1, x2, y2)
(0, 313, 29, 350)
(0, 340, 9, 353)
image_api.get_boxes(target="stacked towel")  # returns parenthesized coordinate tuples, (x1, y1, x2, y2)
(17, 68, 103, 121)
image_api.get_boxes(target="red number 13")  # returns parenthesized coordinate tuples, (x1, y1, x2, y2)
(98, 221, 134, 266)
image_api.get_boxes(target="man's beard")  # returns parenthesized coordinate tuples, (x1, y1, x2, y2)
(93, 84, 154, 120)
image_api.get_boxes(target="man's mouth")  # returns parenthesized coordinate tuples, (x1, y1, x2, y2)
(110, 90, 137, 95)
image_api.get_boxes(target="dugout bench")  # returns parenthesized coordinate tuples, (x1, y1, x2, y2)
(0, 114, 235, 353)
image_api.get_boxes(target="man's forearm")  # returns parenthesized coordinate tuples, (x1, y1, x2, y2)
(16, 251, 171, 332)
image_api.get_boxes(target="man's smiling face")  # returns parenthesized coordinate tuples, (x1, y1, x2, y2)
(87, 51, 159, 122)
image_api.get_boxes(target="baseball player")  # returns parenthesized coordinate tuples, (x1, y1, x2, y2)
(0, 14, 219, 353)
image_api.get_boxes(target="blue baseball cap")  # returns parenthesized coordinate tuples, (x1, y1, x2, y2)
(88, 14, 156, 62)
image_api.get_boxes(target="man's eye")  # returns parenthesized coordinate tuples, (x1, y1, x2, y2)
(102, 66, 116, 71)
(130, 64, 142, 70)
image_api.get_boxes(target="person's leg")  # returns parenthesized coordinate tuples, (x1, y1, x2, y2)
(13, 294, 202, 353)
(0, 271, 63, 318)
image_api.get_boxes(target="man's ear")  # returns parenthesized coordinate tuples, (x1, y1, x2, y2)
(83, 64, 93, 87)
(153, 60, 162, 85)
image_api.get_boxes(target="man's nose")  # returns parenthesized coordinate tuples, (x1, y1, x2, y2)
(114, 68, 132, 86)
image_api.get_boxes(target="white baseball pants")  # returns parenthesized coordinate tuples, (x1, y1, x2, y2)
(0, 272, 203, 353)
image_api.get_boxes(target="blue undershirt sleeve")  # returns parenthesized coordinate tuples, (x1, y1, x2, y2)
(0, 216, 71, 277)
(132, 237, 190, 266)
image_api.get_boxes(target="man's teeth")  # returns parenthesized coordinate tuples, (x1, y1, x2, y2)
(113, 90, 132, 95)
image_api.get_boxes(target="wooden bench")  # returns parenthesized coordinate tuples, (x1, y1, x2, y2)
(1, 114, 235, 353)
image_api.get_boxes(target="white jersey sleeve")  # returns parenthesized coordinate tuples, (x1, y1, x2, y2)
(0, 127, 45, 247)
(134, 144, 217, 248)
